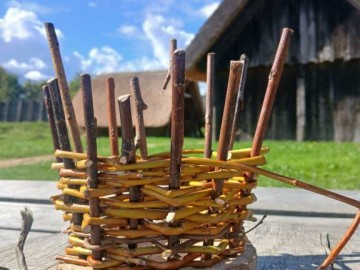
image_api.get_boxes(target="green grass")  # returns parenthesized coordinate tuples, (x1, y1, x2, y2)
(0, 122, 54, 160)
(0, 122, 359, 190)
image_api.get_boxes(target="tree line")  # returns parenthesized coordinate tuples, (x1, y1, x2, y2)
(0, 67, 80, 101)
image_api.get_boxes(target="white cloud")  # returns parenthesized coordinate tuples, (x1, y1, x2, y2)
(74, 46, 123, 74)
(0, 2, 63, 82)
(0, 7, 44, 42)
(24, 70, 47, 81)
(3, 57, 46, 71)
(142, 15, 194, 68)
(88, 2, 97, 8)
(118, 24, 138, 36)
(198, 2, 220, 18)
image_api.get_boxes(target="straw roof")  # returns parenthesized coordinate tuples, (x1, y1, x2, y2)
(72, 70, 203, 129)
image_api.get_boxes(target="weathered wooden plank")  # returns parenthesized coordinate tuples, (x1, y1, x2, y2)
(1, 218, 358, 270)
(248, 217, 360, 270)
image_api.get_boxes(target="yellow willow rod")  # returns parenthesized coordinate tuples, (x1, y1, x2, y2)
(105, 208, 167, 219)
(55, 149, 106, 161)
(141, 188, 212, 207)
(185, 223, 229, 235)
(183, 239, 229, 254)
(86, 187, 126, 198)
(239, 163, 360, 209)
(214, 146, 270, 159)
(227, 193, 257, 207)
(82, 214, 127, 228)
(143, 184, 203, 198)
(104, 229, 158, 238)
(54, 200, 90, 213)
(62, 187, 86, 199)
(143, 221, 200, 236)
(101, 177, 169, 187)
(184, 207, 236, 224)
(172, 206, 208, 221)
(65, 246, 91, 256)
(59, 177, 87, 185)
(86, 256, 122, 269)
(106, 246, 163, 258)
(103, 199, 169, 209)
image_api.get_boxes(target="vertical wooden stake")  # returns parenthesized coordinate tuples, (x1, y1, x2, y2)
(47, 78, 74, 170)
(162, 39, 177, 90)
(168, 49, 186, 254)
(204, 53, 215, 159)
(229, 54, 249, 150)
(250, 28, 293, 158)
(47, 78, 83, 234)
(130, 76, 148, 160)
(42, 85, 62, 162)
(80, 74, 102, 260)
(44, 22, 83, 153)
(106, 77, 119, 156)
(118, 95, 139, 249)
(213, 60, 243, 198)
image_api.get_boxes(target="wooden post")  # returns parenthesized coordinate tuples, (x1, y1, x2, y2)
(169, 49, 186, 254)
(117, 95, 138, 250)
(80, 74, 102, 260)
(42, 85, 62, 162)
(130, 76, 148, 160)
(230, 54, 249, 149)
(204, 53, 215, 159)
(296, 69, 306, 141)
(250, 28, 293, 158)
(47, 79, 74, 170)
(106, 77, 119, 156)
(213, 60, 243, 198)
(47, 78, 83, 236)
(44, 22, 83, 153)
(162, 39, 177, 90)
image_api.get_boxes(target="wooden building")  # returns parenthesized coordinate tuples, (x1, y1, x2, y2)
(186, 0, 360, 142)
(72, 70, 204, 137)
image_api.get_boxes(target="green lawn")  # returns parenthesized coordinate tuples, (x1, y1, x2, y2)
(0, 122, 359, 190)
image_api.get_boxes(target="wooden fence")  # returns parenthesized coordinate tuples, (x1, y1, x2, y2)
(0, 100, 47, 122)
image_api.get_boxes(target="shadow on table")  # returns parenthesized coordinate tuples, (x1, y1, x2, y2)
(257, 253, 360, 270)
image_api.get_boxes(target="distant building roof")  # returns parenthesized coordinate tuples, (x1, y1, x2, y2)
(72, 70, 203, 129)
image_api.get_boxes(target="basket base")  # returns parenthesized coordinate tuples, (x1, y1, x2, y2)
(57, 243, 256, 270)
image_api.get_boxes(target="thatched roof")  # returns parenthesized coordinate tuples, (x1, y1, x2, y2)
(186, 0, 360, 81)
(73, 70, 203, 129)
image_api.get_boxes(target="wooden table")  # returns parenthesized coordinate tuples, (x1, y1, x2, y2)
(0, 181, 359, 269)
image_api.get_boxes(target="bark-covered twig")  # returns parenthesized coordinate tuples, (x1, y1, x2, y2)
(168, 49, 186, 254)
(162, 39, 177, 90)
(204, 52, 215, 159)
(250, 28, 293, 158)
(42, 85, 62, 162)
(80, 73, 102, 260)
(130, 76, 148, 160)
(16, 206, 33, 270)
(213, 60, 243, 198)
(229, 54, 249, 150)
(106, 77, 119, 156)
(44, 22, 83, 153)
(118, 95, 139, 249)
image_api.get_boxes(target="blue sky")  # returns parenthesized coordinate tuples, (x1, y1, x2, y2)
(0, 0, 220, 82)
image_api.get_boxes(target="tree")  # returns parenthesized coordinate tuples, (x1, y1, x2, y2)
(69, 73, 81, 98)
(0, 67, 23, 101)
(22, 80, 47, 100)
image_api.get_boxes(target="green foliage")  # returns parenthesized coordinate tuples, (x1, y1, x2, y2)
(22, 80, 47, 100)
(69, 74, 81, 98)
(0, 67, 23, 101)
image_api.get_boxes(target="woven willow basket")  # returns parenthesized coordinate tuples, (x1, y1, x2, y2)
(51, 147, 268, 269)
